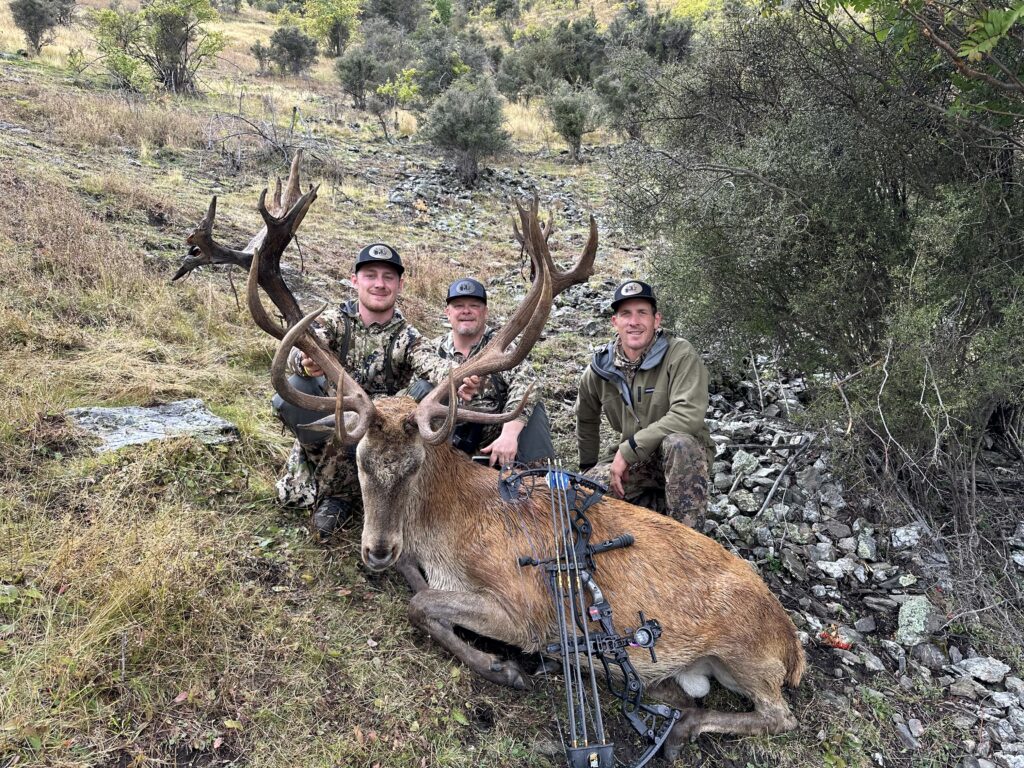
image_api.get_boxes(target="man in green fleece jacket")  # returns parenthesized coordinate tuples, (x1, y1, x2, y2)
(575, 280, 713, 527)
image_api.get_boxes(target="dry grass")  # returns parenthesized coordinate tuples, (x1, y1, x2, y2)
(504, 101, 559, 149)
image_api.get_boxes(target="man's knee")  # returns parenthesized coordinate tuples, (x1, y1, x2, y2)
(516, 402, 556, 465)
(272, 374, 332, 445)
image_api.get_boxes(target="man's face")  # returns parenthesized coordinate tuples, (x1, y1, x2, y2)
(445, 297, 488, 340)
(610, 299, 661, 359)
(351, 264, 403, 314)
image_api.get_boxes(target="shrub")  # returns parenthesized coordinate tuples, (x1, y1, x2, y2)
(268, 25, 319, 74)
(303, 0, 359, 57)
(419, 73, 508, 186)
(11, 0, 75, 56)
(545, 83, 602, 161)
(92, 0, 225, 94)
(250, 40, 272, 74)
(334, 19, 411, 108)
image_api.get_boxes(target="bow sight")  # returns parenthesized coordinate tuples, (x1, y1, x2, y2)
(501, 466, 680, 768)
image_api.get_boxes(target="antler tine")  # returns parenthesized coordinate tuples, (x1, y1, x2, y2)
(247, 238, 287, 340)
(415, 195, 584, 444)
(174, 196, 254, 279)
(269, 303, 376, 442)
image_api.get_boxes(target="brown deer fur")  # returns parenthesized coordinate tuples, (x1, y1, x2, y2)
(359, 397, 805, 752)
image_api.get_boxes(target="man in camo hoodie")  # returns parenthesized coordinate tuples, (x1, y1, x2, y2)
(274, 243, 421, 538)
(576, 280, 713, 527)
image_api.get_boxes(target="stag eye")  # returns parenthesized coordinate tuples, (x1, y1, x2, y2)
(403, 416, 417, 436)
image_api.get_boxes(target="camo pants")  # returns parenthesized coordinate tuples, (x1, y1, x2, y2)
(275, 438, 362, 510)
(584, 433, 709, 527)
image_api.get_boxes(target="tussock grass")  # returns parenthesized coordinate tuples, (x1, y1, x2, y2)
(504, 101, 558, 148)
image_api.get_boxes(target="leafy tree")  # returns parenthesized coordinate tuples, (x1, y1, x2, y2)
(607, 0, 691, 63)
(335, 19, 411, 108)
(250, 39, 273, 73)
(11, 0, 75, 56)
(419, 73, 508, 186)
(303, 0, 359, 56)
(431, 0, 452, 25)
(545, 83, 602, 160)
(495, 39, 550, 103)
(411, 25, 489, 99)
(362, 0, 424, 31)
(594, 48, 658, 139)
(92, 0, 225, 94)
(268, 25, 319, 74)
(549, 13, 606, 84)
(369, 67, 418, 141)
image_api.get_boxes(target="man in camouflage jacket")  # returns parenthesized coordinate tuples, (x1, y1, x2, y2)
(576, 280, 713, 527)
(409, 277, 553, 467)
(274, 243, 421, 537)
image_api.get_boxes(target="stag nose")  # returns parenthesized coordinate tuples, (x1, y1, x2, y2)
(363, 544, 398, 571)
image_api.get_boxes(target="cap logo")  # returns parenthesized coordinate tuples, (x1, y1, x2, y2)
(368, 245, 393, 260)
(456, 281, 475, 294)
(620, 282, 643, 296)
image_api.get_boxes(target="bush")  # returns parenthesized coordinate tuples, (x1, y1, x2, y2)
(11, 0, 75, 56)
(545, 83, 602, 161)
(92, 0, 225, 94)
(419, 73, 509, 186)
(268, 25, 319, 74)
(334, 19, 411, 108)
(362, 0, 425, 31)
(250, 40, 272, 74)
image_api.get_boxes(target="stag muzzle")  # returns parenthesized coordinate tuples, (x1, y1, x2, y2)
(362, 543, 399, 571)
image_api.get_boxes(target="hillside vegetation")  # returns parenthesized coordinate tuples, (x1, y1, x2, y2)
(2, 0, 1024, 765)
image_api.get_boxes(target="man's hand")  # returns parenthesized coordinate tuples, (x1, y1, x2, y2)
(609, 450, 630, 498)
(457, 374, 482, 403)
(301, 354, 324, 377)
(480, 420, 525, 467)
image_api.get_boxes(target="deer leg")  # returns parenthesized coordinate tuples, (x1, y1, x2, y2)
(667, 696, 797, 744)
(396, 554, 428, 594)
(408, 589, 530, 690)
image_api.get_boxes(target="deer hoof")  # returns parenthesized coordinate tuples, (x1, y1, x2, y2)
(487, 659, 530, 690)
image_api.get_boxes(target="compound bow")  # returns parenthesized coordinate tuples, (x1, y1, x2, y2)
(500, 466, 680, 768)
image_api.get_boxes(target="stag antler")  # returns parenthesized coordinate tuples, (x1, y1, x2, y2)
(414, 196, 598, 445)
(175, 151, 317, 334)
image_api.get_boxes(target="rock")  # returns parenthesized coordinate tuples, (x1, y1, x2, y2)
(862, 650, 886, 672)
(817, 558, 858, 579)
(895, 596, 941, 646)
(992, 755, 1024, 768)
(808, 542, 837, 562)
(1012, 552, 1024, 571)
(731, 449, 759, 477)
(911, 643, 947, 670)
(838, 536, 857, 554)
(819, 483, 847, 511)
(956, 657, 1012, 684)
(955, 713, 980, 729)
(1007, 677, 1024, 695)
(713, 471, 733, 491)
(864, 595, 899, 612)
(854, 616, 877, 634)
(782, 549, 807, 581)
(818, 520, 853, 539)
(908, 718, 925, 738)
(950, 675, 989, 700)
(796, 464, 821, 492)
(891, 521, 929, 551)
(857, 533, 879, 560)
(895, 722, 921, 750)
(729, 515, 755, 540)
(64, 398, 238, 453)
(950, 646, 964, 665)
(730, 491, 759, 513)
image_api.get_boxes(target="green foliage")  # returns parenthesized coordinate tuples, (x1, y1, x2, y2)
(268, 25, 319, 74)
(362, 0, 425, 31)
(10, 0, 75, 56)
(411, 25, 487, 99)
(545, 83, 603, 161)
(250, 39, 273, 73)
(432, 0, 452, 25)
(419, 73, 509, 186)
(613, 7, 1024, 492)
(302, 0, 359, 56)
(334, 19, 411, 108)
(91, 0, 225, 94)
(607, 0, 691, 63)
(594, 47, 658, 139)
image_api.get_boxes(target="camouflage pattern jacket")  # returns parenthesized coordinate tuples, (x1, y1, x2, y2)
(287, 299, 421, 396)
(410, 327, 539, 422)
(576, 331, 712, 467)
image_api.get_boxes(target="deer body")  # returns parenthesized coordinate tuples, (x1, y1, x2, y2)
(358, 398, 804, 749)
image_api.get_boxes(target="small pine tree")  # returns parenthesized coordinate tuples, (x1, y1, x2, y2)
(268, 25, 319, 75)
(250, 40, 273, 74)
(11, 0, 75, 56)
(420, 73, 509, 187)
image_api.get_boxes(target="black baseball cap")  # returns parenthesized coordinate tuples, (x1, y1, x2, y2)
(446, 277, 487, 304)
(355, 243, 404, 275)
(611, 280, 657, 312)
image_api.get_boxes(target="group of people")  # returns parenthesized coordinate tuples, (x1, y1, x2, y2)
(273, 242, 714, 538)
